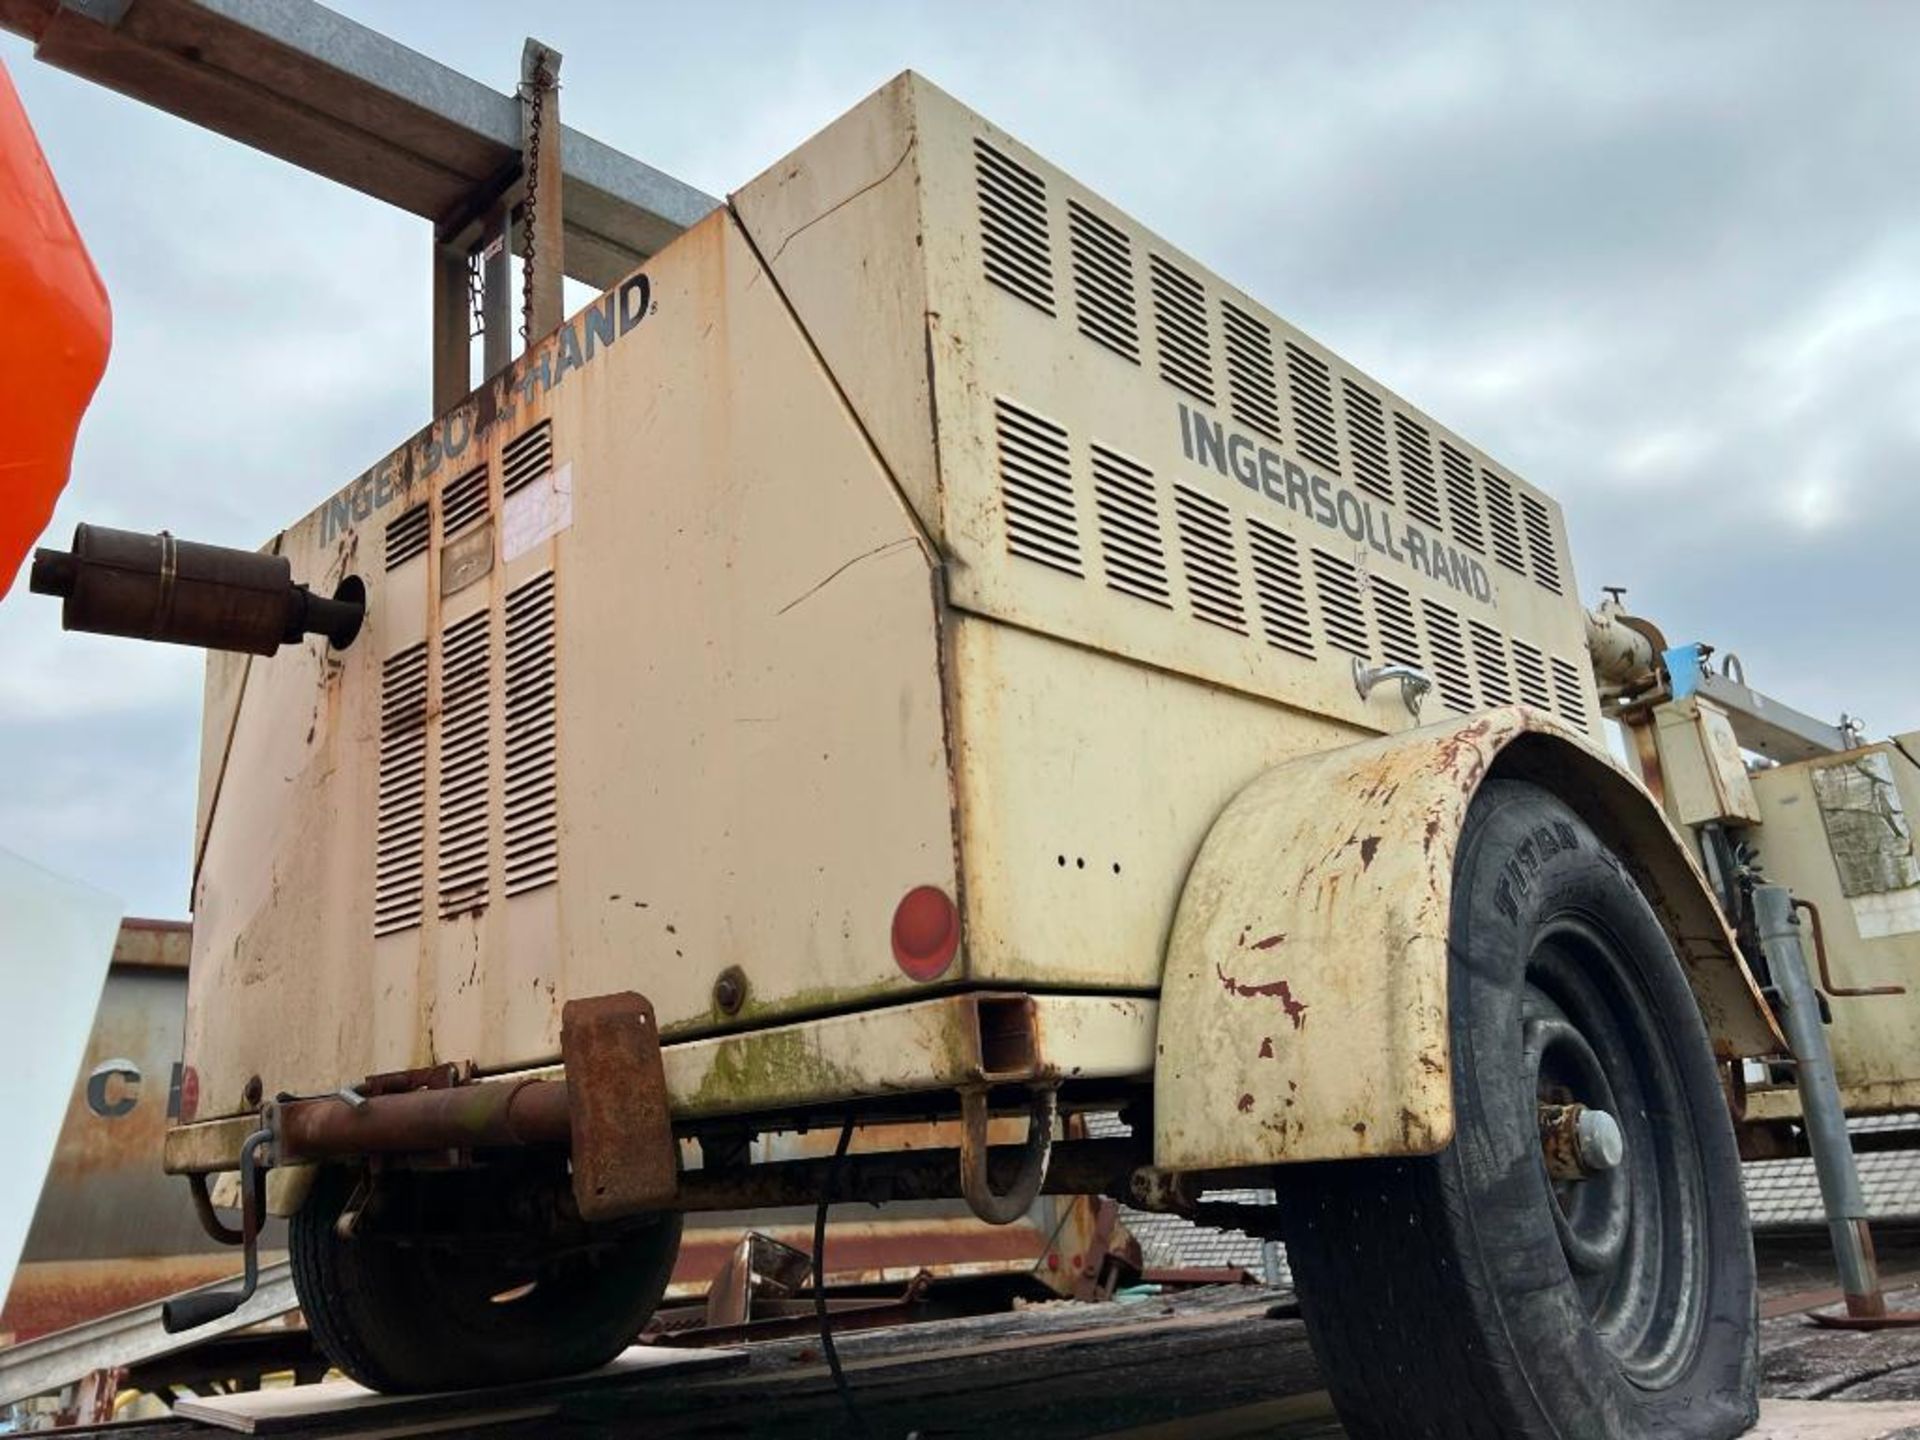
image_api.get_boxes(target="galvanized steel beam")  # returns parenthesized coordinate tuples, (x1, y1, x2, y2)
(0, 1261, 296, 1408)
(1693, 670, 1851, 764)
(1, 0, 717, 290)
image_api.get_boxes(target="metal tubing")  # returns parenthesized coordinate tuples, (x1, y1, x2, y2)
(273, 1076, 570, 1161)
(185, 1171, 243, 1247)
(1753, 884, 1884, 1315)
(162, 1128, 272, 1332)
(1794, 897, 1906, 998)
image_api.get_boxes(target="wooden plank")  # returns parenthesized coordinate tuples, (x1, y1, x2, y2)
(1750, 1400, 1920, 1440)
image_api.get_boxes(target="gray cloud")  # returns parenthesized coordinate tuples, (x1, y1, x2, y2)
(3, 2, 1916, 914)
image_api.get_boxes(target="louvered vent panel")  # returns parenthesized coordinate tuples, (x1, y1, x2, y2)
(1442, 443, 1484, 553)
(503, 572, 559, 896)
(1311, 549, 1368, 657)
(1343, 380, 1393, 505)
(1522, 493, 1562, 593)
(1068, 202, 1137, 362)
(1091, 444, 1170, 606)
(1512, 640, 1553, 710)
(1394, 415, 1443, 530)
(1421, 600, 1474, 712)
(1484, 469, 1526, 574)
(437, 611, 493, 919)
(1370, 576, 1421, 670)
(1174, 484, 1245, 633)
(385, 504, 429, 570)
(502, 421, 552, 496)
(1551, 657, 1589, 730)
(994, 398, 1082, 576)
(1150, 256, 1214, 405)
(975, 140, 1055, 315)
(442, 466, 489, 538)
(1285, 343, 1340, 475)
(373, 643, 428, 937)
(1222, 303, 1282, 443)
(1471, 621, 1512, 706)
(1247, 518, 1313, 658)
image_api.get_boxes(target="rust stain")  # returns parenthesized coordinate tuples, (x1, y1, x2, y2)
(1418, 1051, 1444, 1075)
(1237, 1093, 1255, 1113)
(1358, 835, 1381, 869)
(1250, 932, 1286, 950)
(1258, 1036, 1274, 1059)
(1432, 715, 1496, 774)
(1399, 1107, 1425, 1148)
(1215, 961, 1309, 1030)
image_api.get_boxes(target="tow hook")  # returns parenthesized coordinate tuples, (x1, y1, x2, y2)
(959, 1085, 1056, 1225)
(163, 1122, 275, 1332)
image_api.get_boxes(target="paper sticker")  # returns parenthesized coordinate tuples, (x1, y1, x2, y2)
(1810, 752, 1919, 897)
(502, 461, 573, 561)
(1851, 889, 1920, 940)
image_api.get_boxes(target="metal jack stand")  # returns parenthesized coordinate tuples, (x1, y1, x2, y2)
(1751, 884, 1920, 1329)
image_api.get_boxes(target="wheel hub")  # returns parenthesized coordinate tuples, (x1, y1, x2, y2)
(1522, 919, 1712, 1390)
(1539, 1102, 1626, 1181)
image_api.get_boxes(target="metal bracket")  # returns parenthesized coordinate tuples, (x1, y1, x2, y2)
(561, 991, 677, 1222)
(1353, 657, 1432, 718)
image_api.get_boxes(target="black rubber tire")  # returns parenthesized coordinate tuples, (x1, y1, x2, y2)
(1277, 778, 1757, 1440)
(291, 1166, 682, 1393)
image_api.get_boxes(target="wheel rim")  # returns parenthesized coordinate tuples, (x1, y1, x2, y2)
(1521, 915, 1709, 1389)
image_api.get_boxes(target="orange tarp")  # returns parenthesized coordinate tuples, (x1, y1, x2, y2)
(0, 59, 110, 595)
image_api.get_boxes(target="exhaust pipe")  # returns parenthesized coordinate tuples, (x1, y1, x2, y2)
(30, 523, 364, 655)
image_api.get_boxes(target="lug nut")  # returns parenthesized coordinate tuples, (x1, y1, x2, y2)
(1540, 1102, 1625, 1181)
(1574, 1107, 1625, 1173)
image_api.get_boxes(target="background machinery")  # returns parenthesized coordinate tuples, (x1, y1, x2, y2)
(6, 4, 1916, 1436)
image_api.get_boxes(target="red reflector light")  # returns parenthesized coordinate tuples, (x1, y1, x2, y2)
(178, 1064, 200, 1122)
(891, 885, 959, 981)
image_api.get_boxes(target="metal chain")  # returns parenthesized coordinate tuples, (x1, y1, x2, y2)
(467, 249, 485, 341)
(518, 56, 554, 347)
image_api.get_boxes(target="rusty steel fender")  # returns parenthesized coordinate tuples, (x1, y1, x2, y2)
(1152, 707, 1784, 1173)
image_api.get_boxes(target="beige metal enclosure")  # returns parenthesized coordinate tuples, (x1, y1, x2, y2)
(172, 72, 1772, 1171)
(1741, 739, 1920, 1121)
(1614, 667, 1920, 1128)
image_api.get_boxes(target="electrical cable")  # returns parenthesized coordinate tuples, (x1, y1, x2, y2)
(815, 1114, 869, 1437)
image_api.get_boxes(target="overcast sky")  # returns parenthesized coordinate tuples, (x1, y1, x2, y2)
(3, 3, 1916, 919)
